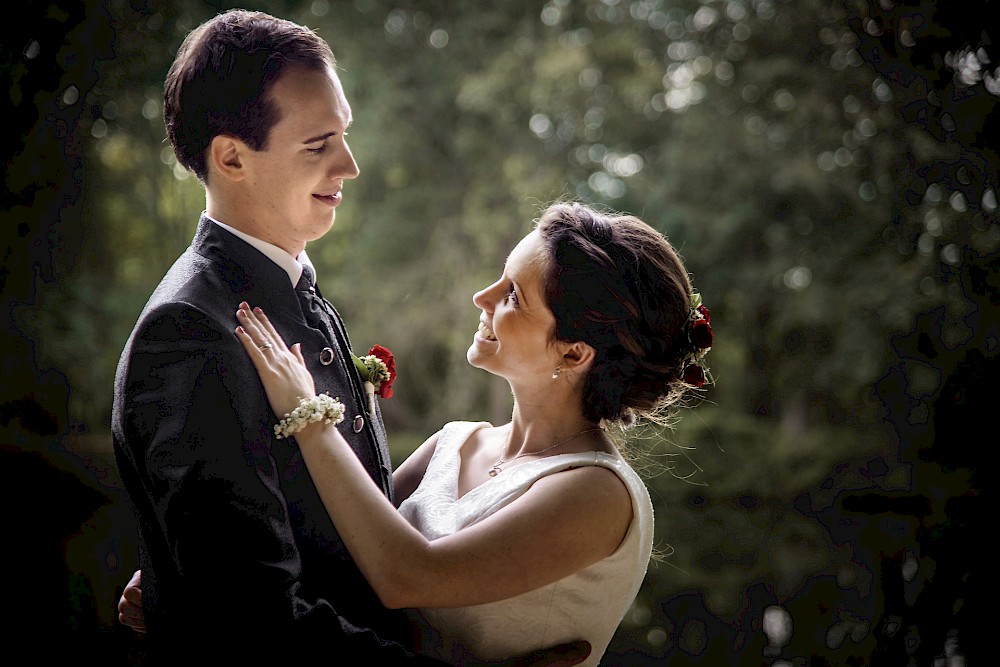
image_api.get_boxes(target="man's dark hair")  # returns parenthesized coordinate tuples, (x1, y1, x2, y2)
(163, 9, 336, 182)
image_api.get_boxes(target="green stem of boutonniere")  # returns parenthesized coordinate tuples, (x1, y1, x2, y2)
(363, 381, 377, 416)
(353, 353, 382, 415)
(351, 353, 368, 377)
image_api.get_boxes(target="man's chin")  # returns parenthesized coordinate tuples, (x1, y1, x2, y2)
(305, 217, 336, 242)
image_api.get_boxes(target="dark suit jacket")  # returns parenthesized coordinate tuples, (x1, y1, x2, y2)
(112, 216, 437, 664)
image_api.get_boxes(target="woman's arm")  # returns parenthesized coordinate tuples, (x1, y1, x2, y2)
(235, 304, 634, 610)
(299, 428, 632, 609)
(118, 569, 144, 632)
(392, 433, 440, 507)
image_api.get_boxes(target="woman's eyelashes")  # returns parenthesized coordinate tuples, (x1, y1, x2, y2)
(505, 283, 519, 306)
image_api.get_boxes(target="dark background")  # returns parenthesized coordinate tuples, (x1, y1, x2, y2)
(3, 0, 996, 663)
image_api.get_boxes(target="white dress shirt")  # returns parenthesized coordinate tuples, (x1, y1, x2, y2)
(209, 215, 315, 287)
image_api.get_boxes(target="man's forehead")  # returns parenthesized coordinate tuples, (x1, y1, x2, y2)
(267, 65, 352, 134)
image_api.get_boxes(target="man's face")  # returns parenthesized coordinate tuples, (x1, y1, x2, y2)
(240, 64, 358, 255)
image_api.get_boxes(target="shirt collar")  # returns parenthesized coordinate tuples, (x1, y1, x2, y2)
(208, 215, 314, 287)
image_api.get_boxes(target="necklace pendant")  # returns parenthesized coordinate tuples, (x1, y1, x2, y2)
(488, 463, 502, 477)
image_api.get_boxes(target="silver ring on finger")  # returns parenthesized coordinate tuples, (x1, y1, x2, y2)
(258, 342, 273, 352)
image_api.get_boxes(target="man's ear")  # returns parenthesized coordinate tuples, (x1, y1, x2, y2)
(559, 340, 596, 375)
(208, 134, 247, 182)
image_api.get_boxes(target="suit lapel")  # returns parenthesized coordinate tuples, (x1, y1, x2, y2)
(191, 215, 393, 501)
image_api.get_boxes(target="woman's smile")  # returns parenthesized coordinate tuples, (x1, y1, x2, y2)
(477, 320, 497, 342)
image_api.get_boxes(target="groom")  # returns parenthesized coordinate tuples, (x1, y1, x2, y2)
(113, 10, 587, 666)
(110, 9, 425, 664)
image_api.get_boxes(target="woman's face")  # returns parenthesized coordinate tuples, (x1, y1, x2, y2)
(467, 231, 561, 382)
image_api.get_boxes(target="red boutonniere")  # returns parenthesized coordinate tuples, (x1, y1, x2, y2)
(352, 345, 397, 414)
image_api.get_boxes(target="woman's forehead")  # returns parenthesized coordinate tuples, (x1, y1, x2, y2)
(505, 231, 545, 269)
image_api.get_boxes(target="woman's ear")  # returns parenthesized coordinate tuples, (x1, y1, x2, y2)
(559, 340, 596, 375)
(208, 134, 247, 182)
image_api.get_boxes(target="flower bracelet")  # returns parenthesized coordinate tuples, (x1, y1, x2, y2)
(274, 393, 346, 440)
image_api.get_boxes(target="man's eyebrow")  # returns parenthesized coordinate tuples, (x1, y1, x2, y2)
(303, 120, 352, 145)
(303, 131, 336, 144)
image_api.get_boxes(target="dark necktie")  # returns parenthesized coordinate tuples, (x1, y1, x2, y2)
(294, 263, 394, 499)
(295, 264, 334, 340)
(297, 263, 315, 291)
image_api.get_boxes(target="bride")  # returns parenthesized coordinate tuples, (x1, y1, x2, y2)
(121, 201, 714, 665)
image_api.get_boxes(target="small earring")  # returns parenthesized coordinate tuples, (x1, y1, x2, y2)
(552, 365, 561, 379)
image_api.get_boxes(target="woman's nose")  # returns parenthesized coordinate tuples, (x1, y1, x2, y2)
(472, 287, 488, 311)
(472, 282, 498, 311)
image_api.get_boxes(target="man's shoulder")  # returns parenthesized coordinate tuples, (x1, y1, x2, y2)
(146, 233, 263, 313)
(151, 246, 224, 304)
(124, 249, 238, 349)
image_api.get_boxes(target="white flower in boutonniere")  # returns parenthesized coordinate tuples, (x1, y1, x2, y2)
(351, 344, 397, 415)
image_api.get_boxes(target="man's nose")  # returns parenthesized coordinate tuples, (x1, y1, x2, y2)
(331, 143, 360, 180)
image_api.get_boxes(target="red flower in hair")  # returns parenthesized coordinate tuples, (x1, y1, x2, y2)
(683, 293, 714, 389)
(683, 364, 706, 388)
(690, 318, 714, 350)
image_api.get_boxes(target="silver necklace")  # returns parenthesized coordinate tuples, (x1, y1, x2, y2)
(488, 427, 604, 477)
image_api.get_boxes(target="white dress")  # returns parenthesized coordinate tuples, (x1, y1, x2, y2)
(397, 421, 655, 666)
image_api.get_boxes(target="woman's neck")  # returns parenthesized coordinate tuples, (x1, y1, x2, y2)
(505, 402, 599, 458)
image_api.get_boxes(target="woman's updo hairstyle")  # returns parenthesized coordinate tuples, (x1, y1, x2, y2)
(536, 202, 701, 426)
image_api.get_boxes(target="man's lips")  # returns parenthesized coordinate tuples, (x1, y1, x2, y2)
(314, 191, 342, 206)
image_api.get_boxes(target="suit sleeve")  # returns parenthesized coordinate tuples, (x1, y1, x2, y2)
(119, 301, 443, 663)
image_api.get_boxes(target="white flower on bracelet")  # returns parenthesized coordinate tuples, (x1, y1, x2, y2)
(274, 393, 346, 439)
